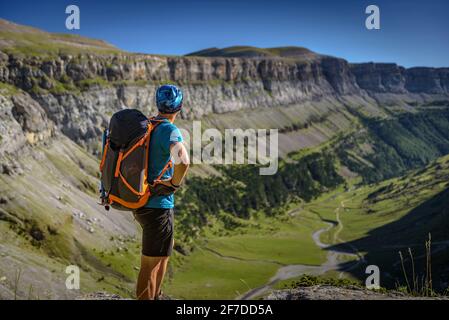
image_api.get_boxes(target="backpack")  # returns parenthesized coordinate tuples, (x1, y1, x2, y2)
(99, 109, 172, 211)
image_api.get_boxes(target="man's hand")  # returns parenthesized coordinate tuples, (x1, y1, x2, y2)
(150, 179, 178, 196)
(158, 178, 180, 190)
(150, 141, 189, 197)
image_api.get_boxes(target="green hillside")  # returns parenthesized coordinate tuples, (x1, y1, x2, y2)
(164, 154, 449, 299)
(0, 136, 139, 299)
(164, 107, 449, 298)
(175, 107, 449, 244)
(336, 108, 449, 183)
(325, 155, 449, 292)
(0, 19, 120, 56)
(2, 96, 449, 298)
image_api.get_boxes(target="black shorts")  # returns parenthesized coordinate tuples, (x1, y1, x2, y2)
(133, 207, 174, 257)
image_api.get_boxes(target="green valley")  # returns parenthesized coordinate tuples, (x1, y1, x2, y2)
(164, 153, 449, 299)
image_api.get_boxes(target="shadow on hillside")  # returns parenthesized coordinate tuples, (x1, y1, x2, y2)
(325, 187, 449, 290)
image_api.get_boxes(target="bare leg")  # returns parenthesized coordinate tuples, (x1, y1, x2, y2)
(155, 238, 174, 298)
(136, 255, 163, 300)
(154, 257, 170, 298)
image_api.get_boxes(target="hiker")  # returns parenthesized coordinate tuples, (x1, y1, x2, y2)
(133, 84, 190, 300)
(99, 84, 189, 299)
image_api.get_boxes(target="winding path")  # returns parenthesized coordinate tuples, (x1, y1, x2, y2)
(238, 200, 364, 300)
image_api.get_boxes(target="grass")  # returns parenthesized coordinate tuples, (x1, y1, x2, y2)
(164, 212, 328, 299)
(164, 248, 278, 299)
(398, 233, 437, 297)
(300, 155, 449, 293)
(0, 30, 120, 57)
(279, 274, 363, 289)
(49, 80, 79, 95)
(204, 214, 327, 266)
(333, 157, 448, 242)
(77, 77, 113, 91)
(0, 82, 20, 96)
(91, 245, 140, 283)
(0, 135, 141, 299)
(162, 155, 449, 299)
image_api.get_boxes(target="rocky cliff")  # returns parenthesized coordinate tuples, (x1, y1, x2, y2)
(1, 18, 449, 169)
(1, 51, 448, 153)
(350, 62, 449, 94)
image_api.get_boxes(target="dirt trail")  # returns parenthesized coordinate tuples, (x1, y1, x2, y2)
(238, 200, 364, 300)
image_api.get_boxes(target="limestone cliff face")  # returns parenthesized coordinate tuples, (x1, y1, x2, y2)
(0, 93, 54, 175)
(0, 53, 358, 150)
(350, 62, 449, 94)
(0, 50, 448, 155)
(1, 18, 448, 158)
(405, 67, 449, 94)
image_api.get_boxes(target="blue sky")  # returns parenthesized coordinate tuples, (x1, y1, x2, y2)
(1, 0, 448, 67)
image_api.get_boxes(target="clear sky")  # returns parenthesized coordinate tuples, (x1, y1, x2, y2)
(1, 0, 448, 67)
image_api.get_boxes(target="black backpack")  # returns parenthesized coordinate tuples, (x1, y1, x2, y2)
(99, 109, 172, 211)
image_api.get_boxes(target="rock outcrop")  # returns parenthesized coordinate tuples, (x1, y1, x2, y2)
(267, 285, 448, 300)
(1, 52, 448, 152)
(350, 62, 449, 94)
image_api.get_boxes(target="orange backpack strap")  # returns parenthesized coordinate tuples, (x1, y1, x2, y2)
(114, 150, 124, 177)
(147, 116, 174, 185)
(99, 139, 109, 171)
(152, 160, 173, 185)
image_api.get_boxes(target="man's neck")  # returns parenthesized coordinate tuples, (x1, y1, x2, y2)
(157, 113, 177, 123)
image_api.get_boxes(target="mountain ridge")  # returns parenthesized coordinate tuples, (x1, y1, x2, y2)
(0, 18, 120, 55)
(185, 45, 318, 60)
(1, 18, 448, 152)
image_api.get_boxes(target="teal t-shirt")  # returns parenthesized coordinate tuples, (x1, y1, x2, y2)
(145, 118, 183, 208)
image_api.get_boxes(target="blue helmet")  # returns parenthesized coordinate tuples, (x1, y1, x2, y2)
(155, 84, 183, 114)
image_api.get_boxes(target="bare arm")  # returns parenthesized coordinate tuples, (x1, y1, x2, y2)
(169, 141, 190, 186)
